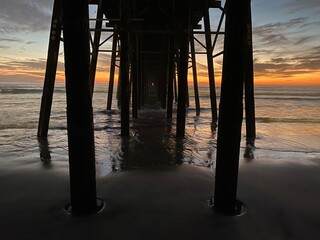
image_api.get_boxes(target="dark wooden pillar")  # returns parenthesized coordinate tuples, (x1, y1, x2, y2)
(117, 63, 122, 108)
(214, 0, 248, 215)
(204, 2, 218, 127)
(190, 35, 201, 116)
(137, 45, 142, 110)
(167, 35, 175, 119)
(161, 54, 168, 110)
(139, 59, 146, 108)
(62, 0, 101, 215)
(106, 32, 118, 110)
(119, 0, 130, 136)
(131, 35, 138, 118)
(186, 78, 190, 108)
(176, 2, 190, 138)
(89, 0, 103, 94)
(244, 0, 256, 149)
(37, 0, 62, 137)
(173, 64, 178, 103)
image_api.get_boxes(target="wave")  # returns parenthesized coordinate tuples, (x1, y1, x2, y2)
(256, 117, 320, 124)
(255, 96, 320, 101)
(197, 95, 320, 102)
(0, 123, 37, 130)
(0, 88, 65, 94)
(255, 91, 320, 97)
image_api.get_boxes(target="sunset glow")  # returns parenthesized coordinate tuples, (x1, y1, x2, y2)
(0, 0, 319, 86)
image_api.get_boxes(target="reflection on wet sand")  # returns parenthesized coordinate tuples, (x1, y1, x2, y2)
(37, 137, 52, 168)
(120, 110, 182, 168)
(244, 142, 255, 160)
(108, 109, 217, 170)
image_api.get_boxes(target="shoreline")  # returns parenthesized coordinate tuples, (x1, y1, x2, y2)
(1, 82, 320, 239)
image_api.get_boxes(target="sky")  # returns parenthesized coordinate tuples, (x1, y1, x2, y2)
(0, 0, 319, 86)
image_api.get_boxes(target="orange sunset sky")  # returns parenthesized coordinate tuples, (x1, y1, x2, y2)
(0, 0, 319, 86)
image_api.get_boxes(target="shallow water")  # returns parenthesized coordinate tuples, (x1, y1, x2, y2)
(0, 82, 320, 176)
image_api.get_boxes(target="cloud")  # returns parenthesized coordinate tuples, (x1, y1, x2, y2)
(0, 57, 46, 71)
(283, 0, 320, 14)
(254, 45, 320, 78)
(293, 46, 320, 70)
(0, 0, 53, 33)
(0, 45, 10, 49)
(294, 36, 315, 45)
(253, 14, 320, 50)
(0, 56, 65, 74)
(252, 13, 320, 79)
(270, 58, 290, 64)
(0, 36, 23, 43)
(26, 41, 37, 45)
(253, 18, 307, 45)
(0, 55, 67, 82)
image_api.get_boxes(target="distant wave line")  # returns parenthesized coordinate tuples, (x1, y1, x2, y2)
(256, 117, 320, 124)
(0, 88, 64, 94)
(0, 123, 37, 130)
(255, 96, 320, 101)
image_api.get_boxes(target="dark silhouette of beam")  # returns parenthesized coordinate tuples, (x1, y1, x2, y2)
(131, 35, 139, 118)
(62, 0, 101, 215)
(167, 35, 175, 119)
(89, 0, 103, 94)
(190, 35, 201, 116)
(176, 1, 190, 138)
(119, 0, 130, 136)
(244, 1, 256, 158)
(214, 0, 250, 215)
(106, 33, 118, 110)
(37, 0, 62, 137)
(204, 1, 218, 128)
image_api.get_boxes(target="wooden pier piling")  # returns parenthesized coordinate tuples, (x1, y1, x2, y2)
(62, 0, 100, 215)
(89, 0, 103, 94)
(37, 0, 62, 137)
(244, 1, 256, 148)
(203, 1, 218, 127)
(190, 35, 201, 116)
(119, 0, 130, 136)
(176, 1, 190, 138)
(131, 35, 139, 118)
(214, 0, 250, 215)
(106, 33, 118, 110)
(173, 66, 178, 103)
(166, 36, 175, 119)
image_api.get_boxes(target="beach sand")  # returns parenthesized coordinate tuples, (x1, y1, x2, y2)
(1, 152, 320, 240)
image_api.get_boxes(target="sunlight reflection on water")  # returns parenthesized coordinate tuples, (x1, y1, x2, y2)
(1, 83, 320, 176)
(93, 108, 217, 176)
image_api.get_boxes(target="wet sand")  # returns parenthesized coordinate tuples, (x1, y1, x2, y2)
(1, 154, 320, 240)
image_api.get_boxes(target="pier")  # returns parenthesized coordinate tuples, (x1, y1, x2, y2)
(38, 0, 255, 216)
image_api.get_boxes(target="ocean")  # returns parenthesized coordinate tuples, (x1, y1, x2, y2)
(1, 82, 320, 176)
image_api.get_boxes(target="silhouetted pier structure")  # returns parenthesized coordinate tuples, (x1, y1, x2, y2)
(38, 0, 255, 216)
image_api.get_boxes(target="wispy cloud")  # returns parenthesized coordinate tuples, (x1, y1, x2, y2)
(293, 46, 320, 70)
(254, 45, 320, 78)
(0, 36, 23, 43)
(0, 56, 64, 80)
(0, 45, 10, 49)
(252, 13, 320, 80)
(253, 18, 308, 46)
(3, 58, 47, 70)
(0, 0, 53, 33)
(283, 0, 320, 15)
(26, 41, 37, 45)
